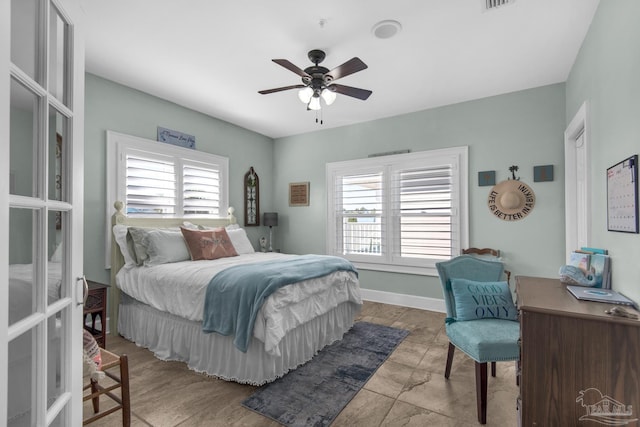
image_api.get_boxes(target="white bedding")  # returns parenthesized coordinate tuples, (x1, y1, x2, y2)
(116, 252, 361, 356)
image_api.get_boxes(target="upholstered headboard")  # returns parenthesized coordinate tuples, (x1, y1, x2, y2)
(109, 200, 237, 333)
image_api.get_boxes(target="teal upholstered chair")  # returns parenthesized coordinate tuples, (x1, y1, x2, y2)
(436, 255, 520, 424)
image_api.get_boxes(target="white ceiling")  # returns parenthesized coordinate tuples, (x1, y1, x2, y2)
(82, 0, 600, 139)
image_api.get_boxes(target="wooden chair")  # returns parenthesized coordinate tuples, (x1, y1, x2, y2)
(461, 247, 511, 284)
(436, 256, 520, 424)
(83, 348, 131, 426)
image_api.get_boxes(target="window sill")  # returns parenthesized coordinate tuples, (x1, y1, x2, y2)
(350, 261, 439, 277)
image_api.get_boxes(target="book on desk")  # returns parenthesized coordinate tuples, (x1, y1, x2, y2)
(566, 248, 611, 289)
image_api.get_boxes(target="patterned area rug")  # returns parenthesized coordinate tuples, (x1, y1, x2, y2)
(242, 321, 409, 427)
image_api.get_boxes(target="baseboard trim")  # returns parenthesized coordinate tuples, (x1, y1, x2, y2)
(359, 288, 446, 313)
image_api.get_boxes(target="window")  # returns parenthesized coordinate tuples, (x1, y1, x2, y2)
(108, 131, 228, 217)
(326, 147, 468, 275)
(105, 131, 228, 266)
(123, 150, 223, 217)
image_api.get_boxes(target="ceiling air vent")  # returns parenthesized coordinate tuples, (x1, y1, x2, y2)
(485, 0, 514, 10)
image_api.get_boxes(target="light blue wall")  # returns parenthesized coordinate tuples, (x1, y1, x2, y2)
(83, 1, 639, 305)
(565, 0, 640, 302)
(273, 84, 567, 299)
(84, 74, 274, 285)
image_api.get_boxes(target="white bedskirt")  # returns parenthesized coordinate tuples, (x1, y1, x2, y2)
(118, 294, 360, 385)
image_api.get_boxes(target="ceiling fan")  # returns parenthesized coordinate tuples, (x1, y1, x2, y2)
(258, 49, 372, 111)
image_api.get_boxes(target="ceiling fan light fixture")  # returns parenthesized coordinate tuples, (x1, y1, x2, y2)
(298, 86, 313, 103)
(308, 96, 322, 111)
(321, 88, 336, 105)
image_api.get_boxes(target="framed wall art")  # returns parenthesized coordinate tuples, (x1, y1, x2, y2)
(478, 170, 496, 187)
(607, 154, 638, 233)
(289, 182, 309, 207)
(244, 167, 260, 226)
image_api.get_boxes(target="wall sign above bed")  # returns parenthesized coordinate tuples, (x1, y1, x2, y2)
(157, 126, 196, 149)
(244, 167, 260, 226)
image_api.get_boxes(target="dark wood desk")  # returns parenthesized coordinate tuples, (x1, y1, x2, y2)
(516, 276, 640, 426)
(84, 281, 109, 348)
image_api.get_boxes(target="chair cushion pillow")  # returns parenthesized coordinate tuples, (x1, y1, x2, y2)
(450, 278, 518, 321)
(446, 318, 520, 362)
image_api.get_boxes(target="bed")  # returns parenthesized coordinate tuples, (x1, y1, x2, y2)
(109, 202, 362, 385)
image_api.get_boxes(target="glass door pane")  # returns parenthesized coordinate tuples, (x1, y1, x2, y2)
(10, 0, 40, 82)
(9, 78, 39, 198)
(47, 209, 65, 303)
(7, 329, 36, 426)
(48, 6, 68, 106)
(47, 311, 64, 413)
(8, 207, 37, 326)
(48, 108, 67, 202)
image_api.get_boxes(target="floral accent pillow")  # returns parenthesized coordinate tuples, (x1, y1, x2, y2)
(180, 226, 239, 261)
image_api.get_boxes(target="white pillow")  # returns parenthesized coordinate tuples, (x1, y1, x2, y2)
(227, 228, 255, 254)
(127, 226, 182, 265)
(142, 229, 190, 266)
(226, 223, 240, 231)
(112, 225, 136, 266)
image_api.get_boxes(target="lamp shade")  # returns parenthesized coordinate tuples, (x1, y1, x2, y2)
(298, 87, 313, 103)
(321, 88, 336, 105)
(263, 212, 278, 227)
(308, 96, 321, 111)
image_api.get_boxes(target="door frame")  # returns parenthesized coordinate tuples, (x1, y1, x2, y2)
(1, 0, 10, 422)
(564, 101, 591, 261)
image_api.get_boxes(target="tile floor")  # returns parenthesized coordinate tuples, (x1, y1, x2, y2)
(83, 301, 519, 426)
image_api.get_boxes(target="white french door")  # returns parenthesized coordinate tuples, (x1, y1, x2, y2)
(2, 0, 85, 425)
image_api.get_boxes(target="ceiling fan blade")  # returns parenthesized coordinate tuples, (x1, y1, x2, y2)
(331, 84, 372, 100)
(258, 84, 306, 95)
(326, 57, 368, 81)
(272, 59, 310, 78)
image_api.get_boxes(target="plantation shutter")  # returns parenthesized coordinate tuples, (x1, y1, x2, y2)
(125, 153, 176, 216)
(183, 161, 221, 216)
(335, 172, 384, 256)
(326, 146, 466, 273)
(394, 164, 453, 261)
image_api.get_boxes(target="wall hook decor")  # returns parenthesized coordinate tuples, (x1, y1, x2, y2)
(508, 165, 520, 180)
(487, 179, 536, 222)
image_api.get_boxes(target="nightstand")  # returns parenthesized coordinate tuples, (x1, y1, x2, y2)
(84, 281, 110, 348)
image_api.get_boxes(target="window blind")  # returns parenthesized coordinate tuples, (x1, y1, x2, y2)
(395, 165, 453, 260)
(326, 146, 467, 274)
(125, 154, 176, 216)
(183, 162, 221, 216)
(337, 172, 383, 255)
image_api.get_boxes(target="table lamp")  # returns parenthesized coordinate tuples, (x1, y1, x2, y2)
(263, 212, 278, 252)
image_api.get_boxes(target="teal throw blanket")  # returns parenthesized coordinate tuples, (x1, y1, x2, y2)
(202, 255, 358, 352)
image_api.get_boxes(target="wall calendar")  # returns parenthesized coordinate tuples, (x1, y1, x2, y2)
(607, 154, 638, 233)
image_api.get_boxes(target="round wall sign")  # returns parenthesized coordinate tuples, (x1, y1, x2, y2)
(487, 180, 535, 221)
